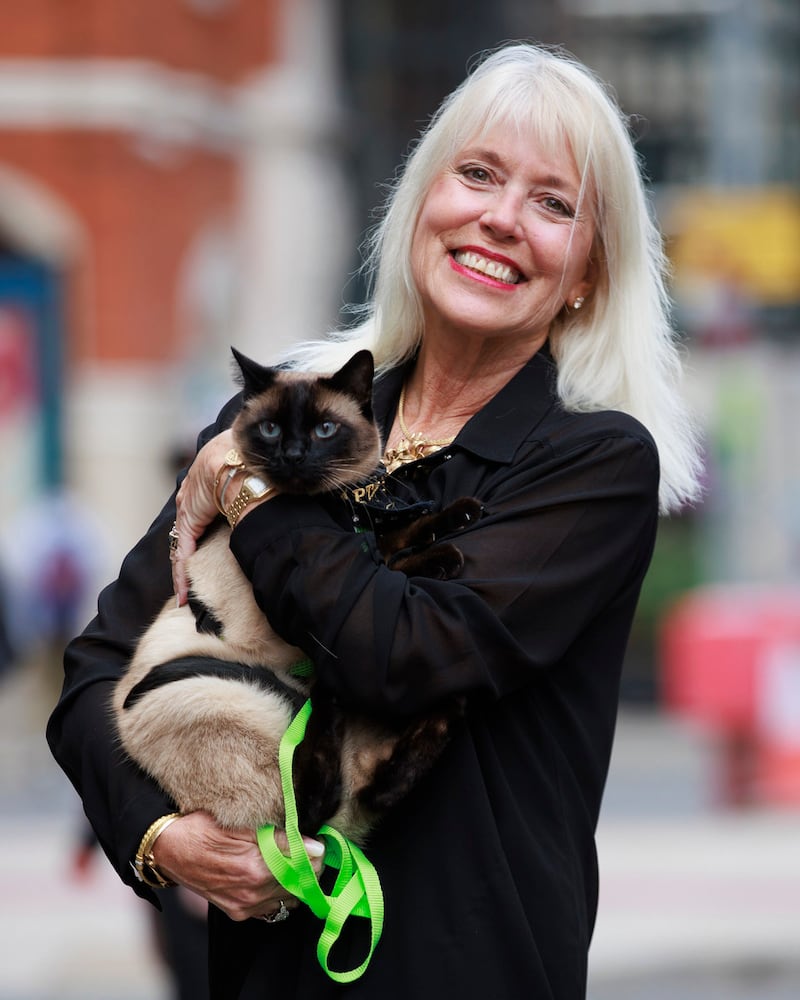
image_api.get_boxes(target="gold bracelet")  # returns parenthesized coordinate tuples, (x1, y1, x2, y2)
(213, 448, 246, 516)
(225, 478, 273, 528)
(133, 812, 181, 889)
(216, 466, 243, 515)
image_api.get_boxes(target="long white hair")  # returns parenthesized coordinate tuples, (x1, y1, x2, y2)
(285, 42, 703, 513)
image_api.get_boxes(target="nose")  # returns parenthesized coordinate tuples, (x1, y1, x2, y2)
(480, 187, 523, 240)
(283, 440, 307, 463)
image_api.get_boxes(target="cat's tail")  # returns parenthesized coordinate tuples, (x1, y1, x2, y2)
(122, 656, 308, 712)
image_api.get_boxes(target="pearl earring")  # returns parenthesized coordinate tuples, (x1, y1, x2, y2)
(573, 296, 585, 310)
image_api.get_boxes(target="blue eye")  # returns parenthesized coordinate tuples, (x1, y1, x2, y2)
(314, 421, 339, 439)
(258, 421, 281, 440)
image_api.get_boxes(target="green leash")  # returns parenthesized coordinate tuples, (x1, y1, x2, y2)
(256, 699, 385, 983)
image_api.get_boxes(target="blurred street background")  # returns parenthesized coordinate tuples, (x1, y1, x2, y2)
(0, 1, 798, 997)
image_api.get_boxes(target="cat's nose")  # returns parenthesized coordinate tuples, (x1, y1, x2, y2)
(283, 444, 306, 462)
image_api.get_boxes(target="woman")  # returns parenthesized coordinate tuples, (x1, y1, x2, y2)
(48, 42, 701, 999)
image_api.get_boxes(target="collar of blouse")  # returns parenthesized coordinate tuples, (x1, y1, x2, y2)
(373, 346, 558, 468)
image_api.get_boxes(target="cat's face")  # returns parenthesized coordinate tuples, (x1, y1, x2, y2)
(230, 349, 381, 494)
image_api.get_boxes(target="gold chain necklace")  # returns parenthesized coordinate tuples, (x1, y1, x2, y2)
(383, 384, 455, 474)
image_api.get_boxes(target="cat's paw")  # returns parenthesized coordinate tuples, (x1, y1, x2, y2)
(394, 542, 464, 580)
(438, 497, 483, 533)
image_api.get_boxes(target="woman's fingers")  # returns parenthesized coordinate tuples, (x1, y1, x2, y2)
(152, 812, 326, 923)
(153, 812, 282, 921)
(171, 430, 237, 603)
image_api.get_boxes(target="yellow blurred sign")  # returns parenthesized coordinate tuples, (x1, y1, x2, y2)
(664, 187, 800, 304)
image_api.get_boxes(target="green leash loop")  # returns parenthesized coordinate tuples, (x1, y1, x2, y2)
(256, 699, 384, 983)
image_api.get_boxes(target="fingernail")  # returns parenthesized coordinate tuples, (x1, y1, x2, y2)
(303, 838, 325, 858)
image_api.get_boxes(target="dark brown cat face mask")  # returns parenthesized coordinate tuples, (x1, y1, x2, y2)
(230, 348, 381, 495)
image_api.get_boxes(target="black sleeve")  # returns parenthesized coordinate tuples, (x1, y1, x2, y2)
(230, 425, 660, 719)
(46, 498, 177, 898)
(45, 398, 241, 898)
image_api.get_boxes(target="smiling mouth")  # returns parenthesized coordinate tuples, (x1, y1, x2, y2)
(451, 250, 522, 285)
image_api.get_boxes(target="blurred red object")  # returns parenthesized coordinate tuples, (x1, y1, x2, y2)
(661, 586, 800, 806)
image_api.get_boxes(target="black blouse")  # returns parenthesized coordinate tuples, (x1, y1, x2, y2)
(48, 347, 659, 1000)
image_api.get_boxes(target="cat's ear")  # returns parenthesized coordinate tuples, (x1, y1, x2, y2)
(325, 350, 375, 412)
(230, 347, 278, 399)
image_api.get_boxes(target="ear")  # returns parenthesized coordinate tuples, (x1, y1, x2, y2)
(324, 350, 375, 414)
(567, 252, 599, 311)
(230, 346, 278, 400)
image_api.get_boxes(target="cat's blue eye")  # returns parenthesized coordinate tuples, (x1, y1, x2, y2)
(314, 421, 339, 439)
(258, 420, 281, 440)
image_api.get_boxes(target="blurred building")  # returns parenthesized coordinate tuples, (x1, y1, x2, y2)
(559, 0, 800, 343)
(0, 0, 351, 569)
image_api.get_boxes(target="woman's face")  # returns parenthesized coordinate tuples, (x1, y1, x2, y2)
(410, 122, 597, 352)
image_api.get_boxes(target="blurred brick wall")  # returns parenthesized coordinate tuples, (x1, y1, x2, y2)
(0, 0, 280, 363)
(0, 0, 277, 81)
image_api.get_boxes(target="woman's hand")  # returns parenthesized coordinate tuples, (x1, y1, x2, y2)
(171, 430, 237, 604)
(152, 811, 325, 922)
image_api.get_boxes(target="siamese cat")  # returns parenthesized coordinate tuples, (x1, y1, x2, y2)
(113, 348, 480, 845)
